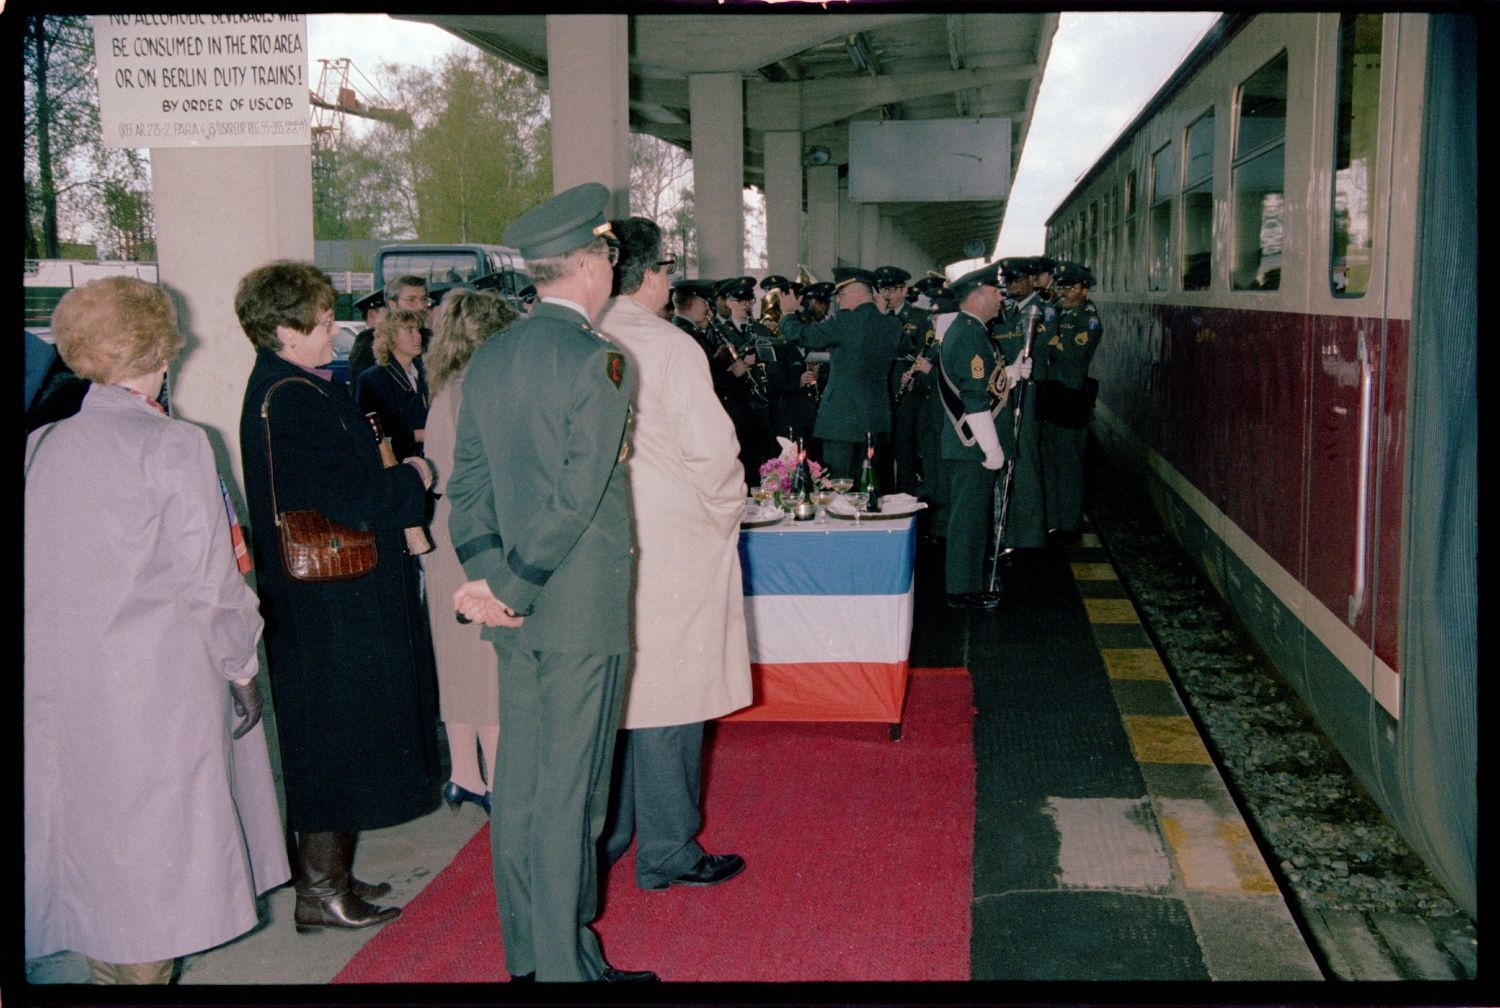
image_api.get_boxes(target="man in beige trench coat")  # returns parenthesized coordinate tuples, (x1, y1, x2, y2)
(598, 217, 753, 891)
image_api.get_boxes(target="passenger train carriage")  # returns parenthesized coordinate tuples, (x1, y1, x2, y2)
(1045, 12, 1475, 916)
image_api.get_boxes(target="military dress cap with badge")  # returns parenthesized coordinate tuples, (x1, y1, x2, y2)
(802, 281, 835, 303)
(759, 275, 793, 293)
(949, 261, 1002, 298)
(354, 289, 385, 315)
(998, 257, 1031, 283)
(1026, 255, 1056, 278)
(446, 180, 649, 982)
(872, 265, 912, 290)
(1052, 259, 1094, 289)
(831, 265, 879, 292)
(671, 277, 717, 301)
(715, 276, 757, 302)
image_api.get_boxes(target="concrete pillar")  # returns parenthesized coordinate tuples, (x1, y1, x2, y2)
(547, 15, 630, 215)
(763, 131, 803, 275)
(806, 164, 839, 279)
(860, 203, 881, 267)
(152, 144, 312, 494)
(689, 72, 744, 278)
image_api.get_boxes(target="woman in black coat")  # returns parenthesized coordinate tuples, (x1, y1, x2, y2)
(235, 261, 441, 933)
(354, 308, 429, 461)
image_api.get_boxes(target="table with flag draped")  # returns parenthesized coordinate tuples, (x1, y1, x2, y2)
(721, 515, 916, 726)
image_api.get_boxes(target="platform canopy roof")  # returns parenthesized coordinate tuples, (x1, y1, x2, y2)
(397, 13, 1057, 266)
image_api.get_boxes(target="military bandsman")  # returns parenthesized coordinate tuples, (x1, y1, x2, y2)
(1035, 260, 1103, 538)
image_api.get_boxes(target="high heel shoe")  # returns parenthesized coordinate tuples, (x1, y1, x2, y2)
(442, 780, 492, 815)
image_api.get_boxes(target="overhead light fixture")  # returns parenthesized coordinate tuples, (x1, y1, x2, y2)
(963, 239, 986, 259)
(803, 146, 831, 168)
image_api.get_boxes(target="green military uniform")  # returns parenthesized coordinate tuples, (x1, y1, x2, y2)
(991, 283, 1056, 551)
(446, 184, 637, 983)
(888, 300, 931, 494)
(779, 267, 902, 480)
(1037, 260, 1103, 533)
(939, 309, 1004, 596)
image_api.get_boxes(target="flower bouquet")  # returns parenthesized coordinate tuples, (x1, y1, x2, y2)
(758, 437, 830, 502)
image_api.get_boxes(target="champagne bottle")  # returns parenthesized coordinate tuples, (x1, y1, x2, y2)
(792, 437, 812, 501)
(859, 432, 880, 511)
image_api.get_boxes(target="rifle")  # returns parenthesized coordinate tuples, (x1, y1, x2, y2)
(987, 302, 1038, 593)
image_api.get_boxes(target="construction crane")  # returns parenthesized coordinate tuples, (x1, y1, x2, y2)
(309, 58, 411, 151)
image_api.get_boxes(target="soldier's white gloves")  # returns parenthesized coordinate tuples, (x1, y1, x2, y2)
(966, 410, 1006, 470)
(1006, 356, 1033, 383)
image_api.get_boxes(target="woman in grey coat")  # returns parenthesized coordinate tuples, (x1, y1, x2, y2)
(25, 277, 288, 984)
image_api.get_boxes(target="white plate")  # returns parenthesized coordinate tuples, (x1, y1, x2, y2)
(741, 504, 788, 528)
(827, 496, 925, 519)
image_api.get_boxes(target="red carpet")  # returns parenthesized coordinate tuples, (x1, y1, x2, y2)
(334, 670, 974, 983)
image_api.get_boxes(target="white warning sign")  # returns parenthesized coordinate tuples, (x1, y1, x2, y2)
(93, 14, 310, 148)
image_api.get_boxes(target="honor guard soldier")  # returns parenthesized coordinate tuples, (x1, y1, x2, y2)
(935, 263, 1030, 608)
(757, 275, 820, 444)
(1035, 260, 1103, 539)
(990, 256, 1055, 562)
(710, 276, 776, 484)
(777, 267, 902, 482)
(446, 182, 655, 983)
(874, 265, 928, 494)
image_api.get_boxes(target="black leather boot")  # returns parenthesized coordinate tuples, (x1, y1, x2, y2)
(346, 832, 392, 900)
(293, 831, 400, 933)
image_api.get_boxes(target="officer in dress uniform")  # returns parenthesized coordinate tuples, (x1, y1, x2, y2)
(1036, 260, 1103, 538)
(991, 256, 1057, 562)
(756, 275, 820, 444)
(936, 263, 1027, 608)
(446, 182, 655, 984)
(776, 267, 902, 482)
(874, 265, 931, 495)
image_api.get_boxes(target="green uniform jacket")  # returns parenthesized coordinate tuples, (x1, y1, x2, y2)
(1037, 298, 1104, 387)
(938, 311, 1003, 463)
(780, 300, 901, 441)
(447, 301, 636, 654)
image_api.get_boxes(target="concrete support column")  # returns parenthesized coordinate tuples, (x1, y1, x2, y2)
(763, 131, 803, 275)
(689, 72, 744, 278)
(806, 164, 839, 279)
(152, 144, 312, 493)
(547, 15, 630, 215)
(860, 203, 882, 267)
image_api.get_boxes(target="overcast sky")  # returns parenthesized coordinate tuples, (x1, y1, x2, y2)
(307, 12, 1219, 265)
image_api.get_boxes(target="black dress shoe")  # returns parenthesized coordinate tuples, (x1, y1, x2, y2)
(642, 852, 746, 891)
(946, 592, 1000, 610)
(597, 966, 659, 982)
(508, 973, 535, 982)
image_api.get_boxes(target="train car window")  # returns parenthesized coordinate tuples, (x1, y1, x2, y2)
(1330, 14, 1382, 297)
(1103, 190, 1115, 292)
(1149, 142, 1175, 291)
(1088, 201, 1099, 274)
(1182, 110, 1216, 291)
(1123, 171, 1137, 292)
(1231, 52, 1288, 291)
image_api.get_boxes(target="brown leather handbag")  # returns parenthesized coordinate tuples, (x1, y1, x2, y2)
(261, 377, 377, 582)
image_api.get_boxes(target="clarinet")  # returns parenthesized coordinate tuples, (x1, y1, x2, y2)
(893, 330, 938, 406)
(709, 316, 770, 408)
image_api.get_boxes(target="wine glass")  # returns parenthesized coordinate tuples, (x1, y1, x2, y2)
(829, 477, 854, 495)
(844, 490, 868, 514)
(750, 483, 775, 505)
(809, 489, 836, 524)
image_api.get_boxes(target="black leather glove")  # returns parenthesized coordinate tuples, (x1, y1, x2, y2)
(229, 678, 264, 740)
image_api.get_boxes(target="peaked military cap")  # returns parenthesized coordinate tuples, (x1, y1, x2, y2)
(759, 274, 793, 292)
(1053, 260, 1094, 288)
(912, 273, 948, 297)
(502, 181, 615, 261)
(832, 266, 877, 291)
(353, 289, 385, 314)
(803, 281, 835, 302)
(872, 265, 912, 290)
(949, 262, 1002, 298)
(671, 277, 716, 300)
(716, 276, 757, 300)
(998, 257, 1030, 282)
(1027, 255, 1056, 276)
(930, 291, 959, 314)
(789, 282, 807, 297)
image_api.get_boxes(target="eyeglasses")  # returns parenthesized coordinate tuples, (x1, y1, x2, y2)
(394, 293, 428, 308)
(656, 257, 677, 275)
(602, 240, 621, 267)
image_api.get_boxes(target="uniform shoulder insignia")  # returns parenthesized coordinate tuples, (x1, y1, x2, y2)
(970, 354, 986, 380)
(605, 350, 625, 388)
(1074, 333, 1090, 346)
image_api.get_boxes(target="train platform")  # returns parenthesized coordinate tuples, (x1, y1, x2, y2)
(25, 518, 1462, 993)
